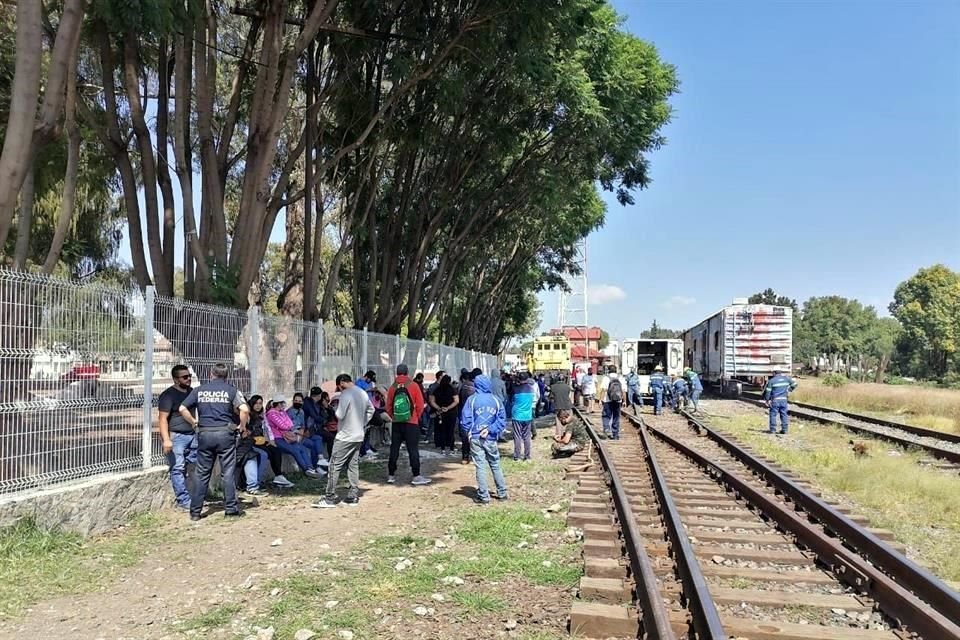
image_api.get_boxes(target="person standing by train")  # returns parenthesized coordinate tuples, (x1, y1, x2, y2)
(684, 368, 704, 413)
(581, 368, 597, 413)
(598, 365, 623, 439)
(648, 365, 667, 415)
(764, 369, 798, 435)
(625, 367, 641, 415)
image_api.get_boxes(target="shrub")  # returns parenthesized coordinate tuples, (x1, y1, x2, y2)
(941, 371, 960, 390)
(821, 373, 848, 388)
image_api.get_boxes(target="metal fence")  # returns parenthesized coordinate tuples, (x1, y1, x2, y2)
(0, 268, 497, 498)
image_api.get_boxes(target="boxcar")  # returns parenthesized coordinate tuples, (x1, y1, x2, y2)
(682, 301, 792, 397)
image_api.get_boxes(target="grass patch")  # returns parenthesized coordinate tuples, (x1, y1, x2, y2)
(176, 603, 241, 632)
(792, 379, 960, 434)
(450, 591, 507, 612)
(0, 512, 167, 620)
(457, 504, 565, 545)
(709, 412, 960, 582)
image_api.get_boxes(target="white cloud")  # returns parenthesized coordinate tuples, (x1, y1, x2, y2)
(587, 284, 627, 305)
(661, 295, 697, 309)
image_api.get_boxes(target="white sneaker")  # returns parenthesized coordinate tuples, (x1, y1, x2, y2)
(305, 468, 321, 478)
(316, 458, 330, 468)
(387, 475, 396, 484)
(411, 475, 432, 486)
(272, 474, 294, 487)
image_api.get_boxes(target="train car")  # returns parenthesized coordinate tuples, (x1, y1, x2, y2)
(527, 335, 572, 374)
(619, 338, 684, 395)
(682, 299, 792, 397)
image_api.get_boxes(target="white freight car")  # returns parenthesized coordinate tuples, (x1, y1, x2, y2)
(682, 299, 792, 397)
(619, 338, 684, 396)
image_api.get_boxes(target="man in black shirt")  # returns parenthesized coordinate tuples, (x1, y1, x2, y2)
(158, 365, 196, 510)
(179, 363, 249, 520)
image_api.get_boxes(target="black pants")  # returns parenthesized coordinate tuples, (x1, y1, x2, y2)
(460, 425, 470, 461)
(388, 423, 421, 477)
(255, 444, 283, 476)
(434, 411, 457, 449)
(191, 429, 239, 517)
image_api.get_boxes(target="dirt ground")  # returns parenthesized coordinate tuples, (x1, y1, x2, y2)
(0, 418, 578, 640)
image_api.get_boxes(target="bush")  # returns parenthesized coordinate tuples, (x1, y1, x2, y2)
(884, 375, 913, 386)
(941, 372, 960, 390)
(821, 373, 848, 388)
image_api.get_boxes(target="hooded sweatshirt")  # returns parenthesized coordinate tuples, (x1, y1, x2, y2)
(511, 378, 536, 422)
(460, 375, 506, 441)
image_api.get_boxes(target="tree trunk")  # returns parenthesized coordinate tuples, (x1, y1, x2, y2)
(11, 164, 34, 269)
(0, 0, 43, 252)
(280, 198, 305, 318)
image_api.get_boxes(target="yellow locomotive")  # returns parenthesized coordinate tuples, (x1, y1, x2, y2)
(525, 335, 572, 374)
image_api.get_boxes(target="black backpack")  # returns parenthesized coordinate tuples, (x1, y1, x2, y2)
(607, 378, 624, 403)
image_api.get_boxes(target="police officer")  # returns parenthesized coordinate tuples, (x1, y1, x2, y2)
(648, 365, 667, 415)
(684, 368, 703, 413)
(625, 367, 642, 415)
(179, 362, 250, 520)
(671, 374, 688, 413)
(764, 369, 798, 435)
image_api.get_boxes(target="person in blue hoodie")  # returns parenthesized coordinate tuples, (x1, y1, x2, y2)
(460, 374, 509, 505)
(511, 372, 536, 461)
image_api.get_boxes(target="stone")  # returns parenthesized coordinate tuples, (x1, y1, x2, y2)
(413, 606, 429, 616)
(434, 539, 447, 549)
(517, 542, 529, 549)
(546, 503, 563, 513)
(373, 608, 383, 615)
(831, 608, 846, 616)
(542, 560, 553, 567)
(294, 630, 316, 640)
(711, 555, 725, 564)
(271, 538, 283, 547)
(395, 559, 413, 571)
(256, 627, 275, 640)
(441, 576, 465, 586)
(270, 588, 281, 597)
(431, 593, 446, 602)
(325, 600, 340, 609)
(337, 631, 354, 640)
(505, 620, 518, 630)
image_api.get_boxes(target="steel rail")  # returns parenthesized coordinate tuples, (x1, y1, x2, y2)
(670, 409, 960, 638)
(631, 414, 728, 639)
(572, 408, 677, 640)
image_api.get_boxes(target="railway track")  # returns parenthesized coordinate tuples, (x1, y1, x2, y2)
(564, 406, 960, 639)
(739, 392, 960, 467)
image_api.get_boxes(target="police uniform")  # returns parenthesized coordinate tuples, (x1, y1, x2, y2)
(181, 377, 247, 518)
(625, 370, 642, 415)
(764, 371, 797, 434)
(648, 369, 667, 415)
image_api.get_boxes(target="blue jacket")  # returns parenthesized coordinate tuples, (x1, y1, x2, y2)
(764, 374, 797, 401)
(673, 378, 688, 394)
(511, 380, 536, 421)
(461, 375, 506, 440)
(649, 372, 667, 390)
(686, 371, 703, 392)
(626, 372, 640, 390)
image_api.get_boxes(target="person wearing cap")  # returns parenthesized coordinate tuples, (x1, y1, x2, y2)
(386, 364, 431, 485)
(684, 368, 704, 413)
(312, 374, 374, 508)
(265, 395, 323, 478)
(648, 365, 667, 415)
(763, 369, 798, 435)
(177, 362, 249, 520)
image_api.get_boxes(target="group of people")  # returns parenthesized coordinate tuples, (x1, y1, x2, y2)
(645, 366, 704, 415)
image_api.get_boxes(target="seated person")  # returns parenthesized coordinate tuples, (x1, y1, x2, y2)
(552, 409, 589, 458)
(266, 395, 324, 478)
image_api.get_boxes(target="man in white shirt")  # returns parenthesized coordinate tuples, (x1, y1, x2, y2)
(313, 373, 374, 509)
(598, 365, 624, 439)
(581, 368, 597, 413)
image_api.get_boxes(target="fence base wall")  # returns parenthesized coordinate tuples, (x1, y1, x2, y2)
(0, 467, 171, 537)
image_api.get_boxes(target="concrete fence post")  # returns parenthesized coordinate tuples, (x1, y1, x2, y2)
(142, 286, 156, 469)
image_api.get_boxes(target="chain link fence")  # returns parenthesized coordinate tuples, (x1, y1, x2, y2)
(0, 268, 497, 498)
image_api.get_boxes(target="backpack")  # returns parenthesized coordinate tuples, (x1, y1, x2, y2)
(606, 377, 624, 403)
(391, 383, 413, 423)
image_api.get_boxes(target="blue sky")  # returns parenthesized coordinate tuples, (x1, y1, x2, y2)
(538, 0, 960, 340)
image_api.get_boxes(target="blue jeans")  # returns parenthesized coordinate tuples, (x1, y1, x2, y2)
(690, 389, 702, 412)
(769, 399, 789, 432)
(243, 448, 269, 491)
(302, 435, 326, 466)
(470, 438, 508, 502)
(652, 389, 664, 414)
(275, 438, 315, 472)
(602, 402, 621, 439)
(166, 432, 197, 506)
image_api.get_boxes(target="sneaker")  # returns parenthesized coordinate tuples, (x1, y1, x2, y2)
(411, 475, 432, 486)
(190, 514, 201, 522)
(473, 496, 490, 506)
(342, 496, 360, 507)
(316, 459, 330, 468)
(175, 502, 190, 511)
(224, 510, 245, 518)
(305, 468, 322, 479)
(312, 498, 338, 509)
(272, 474, 294, 487)
(245, 488, 264, 496)
(493, 494, 509, 501)
(387, 475, 396, 484)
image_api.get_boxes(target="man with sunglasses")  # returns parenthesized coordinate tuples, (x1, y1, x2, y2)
(158, 364, 197, 510)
